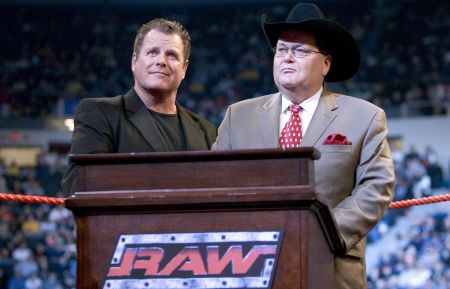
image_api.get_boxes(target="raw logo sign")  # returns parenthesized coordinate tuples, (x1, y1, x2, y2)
(102, 231, 283, 289)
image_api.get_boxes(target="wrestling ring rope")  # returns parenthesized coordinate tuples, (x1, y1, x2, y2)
(1, 192, 450, 209)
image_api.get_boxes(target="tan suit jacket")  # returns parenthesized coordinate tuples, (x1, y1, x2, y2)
(212, 88, 395, 289)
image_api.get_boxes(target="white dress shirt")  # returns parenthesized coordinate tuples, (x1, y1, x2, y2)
(279, 86, 322, 137)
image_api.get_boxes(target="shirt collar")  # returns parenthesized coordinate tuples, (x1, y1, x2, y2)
(281, 86, 323, 113)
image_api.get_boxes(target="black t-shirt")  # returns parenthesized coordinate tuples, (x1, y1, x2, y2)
(148, 109, 186, 151)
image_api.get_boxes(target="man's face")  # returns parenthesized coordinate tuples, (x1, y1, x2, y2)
(132, 29, 188, 95)
(273, 30, 331, 94)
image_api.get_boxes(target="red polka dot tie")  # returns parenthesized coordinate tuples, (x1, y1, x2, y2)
(279, 104, 302, 148)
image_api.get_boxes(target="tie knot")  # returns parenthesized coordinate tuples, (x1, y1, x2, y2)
(290, 104, 302, 114)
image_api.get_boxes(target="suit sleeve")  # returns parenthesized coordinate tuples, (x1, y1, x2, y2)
(61, 99, 115, 196)
(331, 109, 395, 253)
(211, 106, 232, 151)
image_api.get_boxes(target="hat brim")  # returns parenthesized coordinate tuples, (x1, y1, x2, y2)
(262, 16, 360, 82)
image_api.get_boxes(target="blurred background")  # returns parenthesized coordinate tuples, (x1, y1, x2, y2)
(0, 0, 449, 288)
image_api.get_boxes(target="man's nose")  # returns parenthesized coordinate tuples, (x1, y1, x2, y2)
(155, 54, 167, 66)
(283, 49, 296, 62)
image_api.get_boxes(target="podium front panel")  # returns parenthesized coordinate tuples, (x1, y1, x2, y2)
(73, 208, 333, 289)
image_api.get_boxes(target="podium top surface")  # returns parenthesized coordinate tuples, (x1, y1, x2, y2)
(69, 147, 320, 165)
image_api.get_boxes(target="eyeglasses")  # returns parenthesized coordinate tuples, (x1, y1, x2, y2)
(273, 46, 326, 58)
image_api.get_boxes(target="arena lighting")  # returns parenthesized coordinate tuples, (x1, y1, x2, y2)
(64, 118, 74, 131)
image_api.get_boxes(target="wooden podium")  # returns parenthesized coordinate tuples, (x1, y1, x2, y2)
(65, 148, 344, 289)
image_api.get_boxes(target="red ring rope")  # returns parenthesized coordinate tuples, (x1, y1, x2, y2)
(1, 192, 450, 209)
(387, 193, 450, 209)
(0, 193, 64, 205)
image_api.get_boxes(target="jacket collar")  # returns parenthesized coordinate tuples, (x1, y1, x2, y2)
(300, 86, 338, 146)
(177, 104, 210, 151)
(257, 92, 282, 148)
(125, 88, 208, 151)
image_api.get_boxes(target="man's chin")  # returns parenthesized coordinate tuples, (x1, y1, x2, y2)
(276, 80, 301, 89)
(143, 82, 169, 92)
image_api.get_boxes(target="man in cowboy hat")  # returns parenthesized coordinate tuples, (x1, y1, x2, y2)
(212, 3, 394, 289)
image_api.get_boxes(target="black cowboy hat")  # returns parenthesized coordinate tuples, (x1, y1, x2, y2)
(262, 3, 360, 82)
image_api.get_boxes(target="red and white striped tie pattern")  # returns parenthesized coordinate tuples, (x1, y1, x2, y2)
(279, 104, 302, 148)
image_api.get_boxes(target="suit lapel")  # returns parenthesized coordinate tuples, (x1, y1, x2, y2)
(125, 89, 169, 152)
(178, 104, 208, 151)
(301, 88, 338, 146)
(257, 93, 281, 148)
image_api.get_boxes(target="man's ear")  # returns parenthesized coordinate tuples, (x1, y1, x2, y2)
(182, 60, 189, 80)
(322, 55, 332, 77)
(131, 52, 137, 72)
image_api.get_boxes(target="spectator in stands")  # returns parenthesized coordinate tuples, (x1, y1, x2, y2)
(61, 18, 217, 196)
(6, 271, 26, 289)
(6, 162, 20, 180)
(0, 175, 7, 193)
(212, 3, 394, 289)
(48, 205, 71, 225)
(423, 145, 444, 188)
(24, 272, 42, 289)
(21, 214, 40, 237)
(41, 271, 63, 289)
(14, 254, 38, 279)
(11, 241, 32, 263)
(0, 268, 8, 289)
(0, 205, 13, 237)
